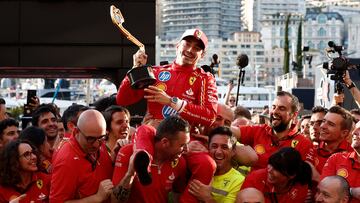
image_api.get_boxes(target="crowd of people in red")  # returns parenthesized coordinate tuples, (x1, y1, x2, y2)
(0, 28, 359, 203)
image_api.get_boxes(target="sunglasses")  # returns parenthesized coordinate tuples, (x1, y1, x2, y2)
(19, 150, 36, 160)
(77, 128, 106, 144)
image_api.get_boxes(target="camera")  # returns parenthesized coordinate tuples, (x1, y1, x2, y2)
(322, 41, 349, 82)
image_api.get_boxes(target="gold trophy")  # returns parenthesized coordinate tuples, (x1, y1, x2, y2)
(110, 5, 156, 89)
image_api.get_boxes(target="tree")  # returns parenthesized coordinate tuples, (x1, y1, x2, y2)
(283, 14, 291, 74)
(296, 18, 303, 73)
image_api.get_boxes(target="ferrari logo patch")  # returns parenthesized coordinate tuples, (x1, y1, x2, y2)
(291, 140, 299, 148)
(36, 179, 43, 189)
(171, 159, 179, 168)
(189, 77, 196, 85)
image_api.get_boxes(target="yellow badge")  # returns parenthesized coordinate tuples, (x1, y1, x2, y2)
(291, 140, 299, 148)
(337, 168, 348, 178)
(171, 159, 179, 168)
(254, 144, 265, 155)
(195, 29, 202, 39)
(156, 83, 167, 91)
(36, 179, 43, 189)
(189, 77, 196, 85)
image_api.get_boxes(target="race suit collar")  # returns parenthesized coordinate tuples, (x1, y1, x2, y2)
(172, 61, 196, 72)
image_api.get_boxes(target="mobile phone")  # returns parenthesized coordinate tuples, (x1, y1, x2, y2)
(27, 90, 37, 104)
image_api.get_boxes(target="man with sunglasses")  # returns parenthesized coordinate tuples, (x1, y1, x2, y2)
(309, 106, 328, 145)
(50, 109, 114, 202)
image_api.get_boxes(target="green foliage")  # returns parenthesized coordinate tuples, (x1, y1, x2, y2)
(7, 106, 23, 120)
(296, 18, 303, 72)
(283, 14, 291, 74)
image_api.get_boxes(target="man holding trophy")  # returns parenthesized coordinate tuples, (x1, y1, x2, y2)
(111, 5, 218, 203)
(116, 28, 218, 127)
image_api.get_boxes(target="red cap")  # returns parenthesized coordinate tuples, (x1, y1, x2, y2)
(180, 29, 208, 50)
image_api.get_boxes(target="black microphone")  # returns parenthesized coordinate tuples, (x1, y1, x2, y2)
(236, 54, 249, 69)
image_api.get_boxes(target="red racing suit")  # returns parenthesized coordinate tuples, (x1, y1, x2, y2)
(116, 62, 218, 126)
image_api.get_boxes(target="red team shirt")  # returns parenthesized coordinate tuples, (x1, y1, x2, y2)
(321, 151, 360, 203)
(239, 124, 315, 171)
(116, 62, 218, 126)
(241, 168, 309, 203)
(112, 144, 187, 203)
(49, 136, 113, 202)
(315, 140, 353, 173)
(0, 172, 50, 203)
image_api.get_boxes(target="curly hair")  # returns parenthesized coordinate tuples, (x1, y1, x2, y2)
(0, 140, 41, 187)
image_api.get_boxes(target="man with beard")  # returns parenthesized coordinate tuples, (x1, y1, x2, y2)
(32, 104, 59, 149)
(320, 120, 360, 202)
(314, 105, 353, 175)
(231, 91, 315, 171)
(310, 106, 328, 145)
(111, 116, 190, 203)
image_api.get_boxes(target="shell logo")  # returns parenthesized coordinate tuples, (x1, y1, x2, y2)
(156, 83, 167, 91)
(336, 168, 348, 178)
(254, 144, 265, 155)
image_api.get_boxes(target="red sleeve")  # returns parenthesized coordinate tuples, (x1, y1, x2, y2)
(112, 144, 134, 186)
(295, 137, 315, 164)
(239, 125, 257, 146)
(116, 76, 145, 106)
(180, 73, 217, 126)
(320, 153, 339, 180)
(241, 169, 266, 191)
(50, 153, 79, 202)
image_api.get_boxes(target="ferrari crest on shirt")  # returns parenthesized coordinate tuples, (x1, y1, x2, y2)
(158, 71, 171, 82)
(171, 159, 179, 168)
(189, 76, 196, 85)
(36, 179, 43, 189)
(291, 140, 299, 148)
(337, 168, 348, 178)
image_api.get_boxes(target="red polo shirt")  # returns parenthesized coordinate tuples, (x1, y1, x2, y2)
(0, 172, 50, 203)
(315, 140, 353, 173)
(112, 144, 187, 203)
(321, 151, 360, 203)
(239, 124, 315, 171)
(49, 136, 113, 202)
(241, 168, 309, 203)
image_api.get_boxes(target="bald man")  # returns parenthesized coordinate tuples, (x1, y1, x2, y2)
(50, 109, 114, 202)
(315, 176, 350, 203)
(236, 187, 265, 203)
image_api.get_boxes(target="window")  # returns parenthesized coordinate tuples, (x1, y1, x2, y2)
(317, 14, 327, 24)
(318, 28, 326, 36)
(318, 41, 326, 50)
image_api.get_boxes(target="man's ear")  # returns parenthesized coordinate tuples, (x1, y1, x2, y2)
(201, 50, 206, 58)
(160, 137, 170, 147)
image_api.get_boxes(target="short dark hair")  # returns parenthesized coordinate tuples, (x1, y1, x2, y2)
(208, 126, 236, 149)
(276, 91, 300, 113)
(103, 105, 130, 131)
(155, 116, 190, 142)
(312, 106, 328, 114)
(91, 93, 117, 112)
(0, 118, 19, 139)
(350, 108, 360, 116)
(20, 126, 46, 149)
(62, 104, 88, 131)
(0, 98, 5, 105)
(234, 106, 251, 120)
(0, 140, 41, 187)
(31, 104, 58, 127)
(300, 114, 311, 121)
(328, 106, 353, 131)
(268, 147, 312, 186)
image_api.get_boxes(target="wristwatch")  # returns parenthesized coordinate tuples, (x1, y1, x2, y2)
(171, 97, 178, 104)
(346, 82, 356, 89)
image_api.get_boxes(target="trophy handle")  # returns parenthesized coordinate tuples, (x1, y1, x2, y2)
(110, 5, 145, 51)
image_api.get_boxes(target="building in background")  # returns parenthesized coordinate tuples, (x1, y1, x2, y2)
(160, 0, 241, 40)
